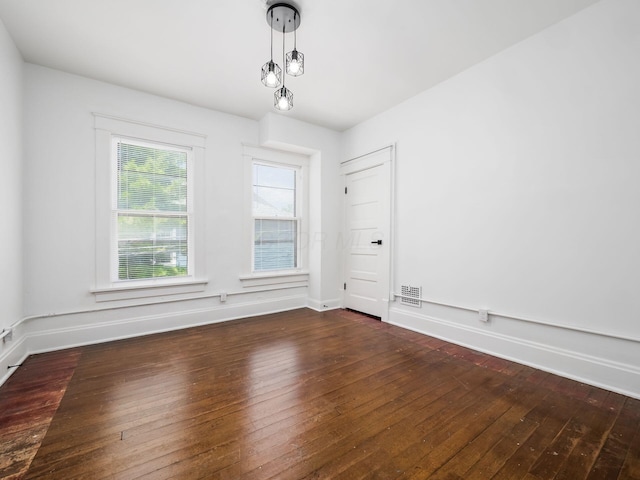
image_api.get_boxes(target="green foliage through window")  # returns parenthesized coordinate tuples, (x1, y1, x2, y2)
(116, 140, 190, 280)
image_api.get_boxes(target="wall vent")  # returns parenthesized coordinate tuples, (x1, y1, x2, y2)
(401, 285, 422, 308)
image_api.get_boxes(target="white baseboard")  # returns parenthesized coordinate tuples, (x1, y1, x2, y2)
(3, 296, 639, 401)
(388, 306, 640, 400)
(307, 297, 341, 312)
(0, 293, 307, 387)
(0, 334, 30, 387)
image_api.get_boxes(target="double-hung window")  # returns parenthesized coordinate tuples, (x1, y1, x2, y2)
(94, 114, 206, 301)
(114, 138, 192, 281)
(252, 162, 300, 272)
(241, 145, 309, 285)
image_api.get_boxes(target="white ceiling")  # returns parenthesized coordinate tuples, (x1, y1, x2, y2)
(0, 0, 599, 131)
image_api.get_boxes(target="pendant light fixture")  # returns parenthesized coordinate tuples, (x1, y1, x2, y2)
(274, 23, 293, 110)
(261, 3, 304, 111)
(261, 9, 281, 88)
(286, 10, 304, 76)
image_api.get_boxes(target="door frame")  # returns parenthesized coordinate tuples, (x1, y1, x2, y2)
(340, 145, 395, 322)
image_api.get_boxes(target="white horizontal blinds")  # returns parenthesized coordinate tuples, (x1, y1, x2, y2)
(253, 163, 298, 271)
(254, 219, 297, 270)
(116, 139, 190, 280)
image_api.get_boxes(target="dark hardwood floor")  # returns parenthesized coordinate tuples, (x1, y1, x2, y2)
(0, 348, 81, 479)
(1, 308, 639, 479)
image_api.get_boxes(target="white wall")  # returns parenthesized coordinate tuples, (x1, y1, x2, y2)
(0, 18, 23, 333)
(23, 65, 266, 314)
(259, 113, 343, 310)
(343, 0, 640, 397)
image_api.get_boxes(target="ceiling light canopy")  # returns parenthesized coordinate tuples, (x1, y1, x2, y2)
(261, 2, 304, 111)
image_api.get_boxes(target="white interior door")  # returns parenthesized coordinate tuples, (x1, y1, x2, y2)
(342, 148, 392, 319)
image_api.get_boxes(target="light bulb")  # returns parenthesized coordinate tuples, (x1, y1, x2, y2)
(275, 87, 292, 111)
(262, 60, 281, 88)
(286, 49, 304, 77)
(278, 94, 290, 110)
(288, 60, 301, 75)
(266, 70, 278, 87)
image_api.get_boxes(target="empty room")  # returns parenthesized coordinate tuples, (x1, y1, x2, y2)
(0, 0, 638, 478)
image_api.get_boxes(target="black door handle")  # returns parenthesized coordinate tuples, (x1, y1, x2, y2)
(371, 240, 382, 245)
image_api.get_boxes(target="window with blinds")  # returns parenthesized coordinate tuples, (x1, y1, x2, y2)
(252, 162, 299, 272)
(114, 138, 192, 281)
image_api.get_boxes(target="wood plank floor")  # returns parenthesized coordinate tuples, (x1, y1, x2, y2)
(0, 348, 81, 479)
(2, 308, 639, 479)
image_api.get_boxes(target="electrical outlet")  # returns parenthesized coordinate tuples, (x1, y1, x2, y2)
(478, 309, 489, 323)
(220, 292, 227, 303)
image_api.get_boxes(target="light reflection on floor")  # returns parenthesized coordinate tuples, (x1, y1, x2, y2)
(243, 340, 302, 466)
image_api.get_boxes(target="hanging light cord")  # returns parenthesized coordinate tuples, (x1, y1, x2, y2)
(270, 11, 274, 61)
(293, 12, 297, 50)
(282, 24, 286, 88)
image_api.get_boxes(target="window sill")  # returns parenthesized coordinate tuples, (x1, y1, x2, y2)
(239, 271, 309, 288)
(91, 279, 208, 302)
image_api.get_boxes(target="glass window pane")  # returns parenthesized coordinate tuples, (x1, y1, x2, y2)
(118, 214, 188, 280)
(253, 186, 295, 217)
(254, 219, 297, 271)
(117, 142, 188, 212)
(253, 164, 295, 189)
(252, 163, 296, 217)
(115, 139, 191, 282)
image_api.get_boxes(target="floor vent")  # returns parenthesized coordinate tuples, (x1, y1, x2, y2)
(401, 285, 422, 307)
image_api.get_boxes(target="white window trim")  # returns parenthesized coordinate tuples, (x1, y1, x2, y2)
(241, 144, 309, 287)
(93, 114, 208, 301)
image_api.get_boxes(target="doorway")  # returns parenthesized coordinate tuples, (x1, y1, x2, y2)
(341, 146, 393, 320)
